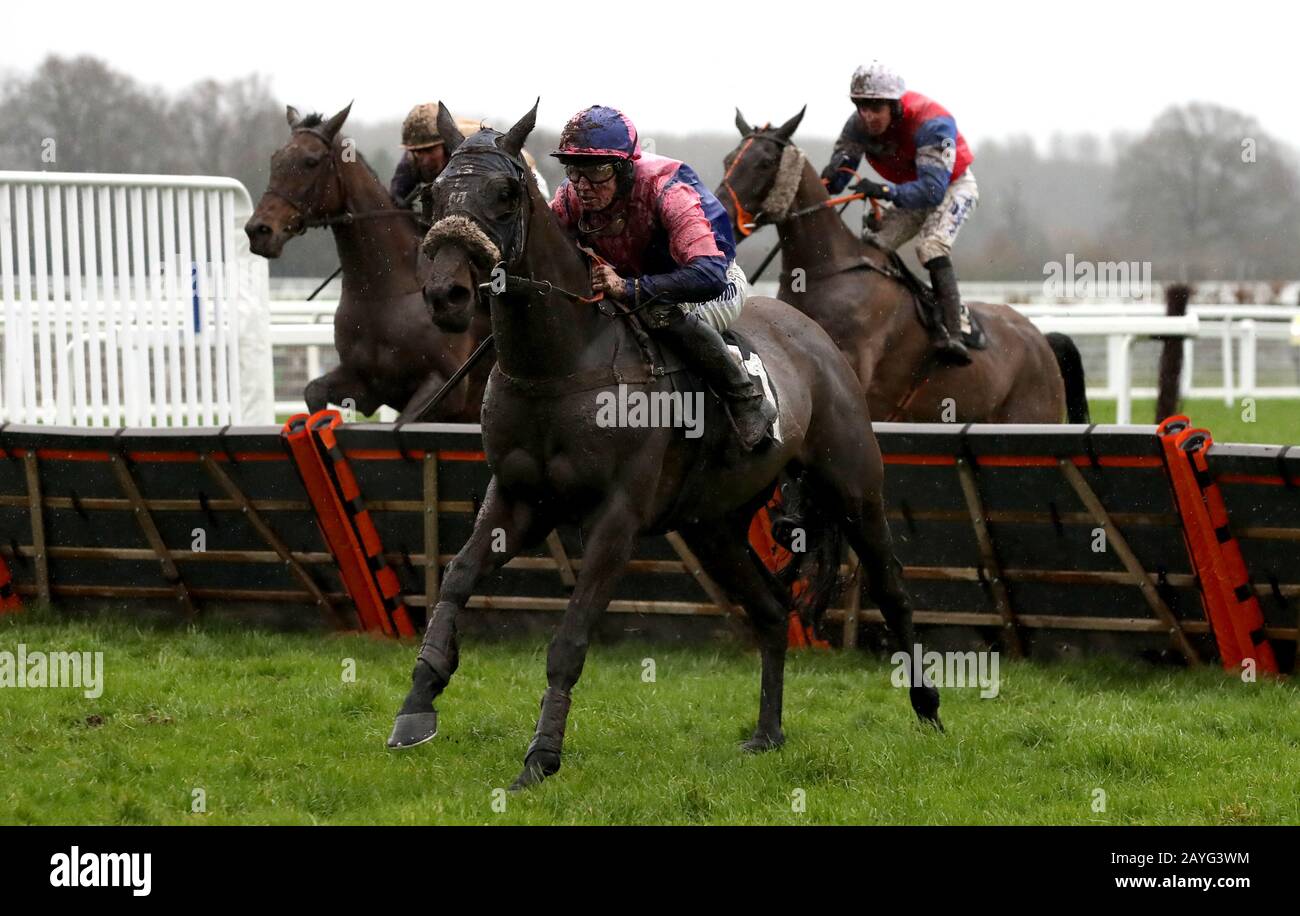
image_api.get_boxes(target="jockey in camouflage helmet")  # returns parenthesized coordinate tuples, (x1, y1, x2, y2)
(392, 103, 550, 210)
(391, 103, 449, 209)
(821, 61, 978, 365)
(550, 105, 773, 449)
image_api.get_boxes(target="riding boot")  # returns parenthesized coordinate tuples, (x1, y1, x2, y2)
(658, 310, 773, 450)
(924, 255, 972, 366)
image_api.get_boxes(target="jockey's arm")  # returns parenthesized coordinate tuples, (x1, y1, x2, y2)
(637, 183, 729, 304)
(821, 113, 869, 193)
(637, 254, 728, 305)
(886, 116, 958, 210)
(389, 151, 418, 207)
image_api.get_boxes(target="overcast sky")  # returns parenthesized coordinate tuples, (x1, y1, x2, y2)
(8, 0, 1295, 150)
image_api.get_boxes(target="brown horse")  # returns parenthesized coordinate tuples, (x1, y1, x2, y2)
(718, 109, 1089, 424)
(245, 104, 491, 421)
(387, 101, 942, 788)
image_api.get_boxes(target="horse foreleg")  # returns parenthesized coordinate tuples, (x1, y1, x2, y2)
(304, 365, 382, 418)
(511, 493, 640, 789)
(387, 478, 549, 749)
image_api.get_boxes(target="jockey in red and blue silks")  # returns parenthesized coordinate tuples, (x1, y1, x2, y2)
(550, 105, 773, 449)
(821, 61, 978, 365)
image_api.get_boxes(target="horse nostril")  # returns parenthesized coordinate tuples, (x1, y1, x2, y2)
(254, 223, 272, 235)
(448, 285, 471, 309)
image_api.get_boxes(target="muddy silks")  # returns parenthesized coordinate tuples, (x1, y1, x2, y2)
(1157, 417, 1277, 674)
(282, 412, 413, 637)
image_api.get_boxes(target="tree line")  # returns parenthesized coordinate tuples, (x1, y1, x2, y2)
(3, 55, 1297, 286)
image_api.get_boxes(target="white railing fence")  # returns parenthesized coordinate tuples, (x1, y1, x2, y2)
(0, 171, 272, 427)
(2, 170, 1296, 428)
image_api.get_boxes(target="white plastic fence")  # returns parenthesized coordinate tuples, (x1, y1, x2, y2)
(0, 171, 272, 427)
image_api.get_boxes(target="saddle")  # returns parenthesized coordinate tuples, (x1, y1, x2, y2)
(636, 323, 781, 446)
(839, 242, 989, 351)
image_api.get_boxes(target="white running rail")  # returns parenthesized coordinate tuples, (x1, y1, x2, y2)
(0, 171, 272, 426)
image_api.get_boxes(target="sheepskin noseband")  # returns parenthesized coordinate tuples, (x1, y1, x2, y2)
(759, 144, 806, 224)
(422, 215, 502, 271)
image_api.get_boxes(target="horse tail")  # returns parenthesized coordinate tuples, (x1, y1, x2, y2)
(771, 485, 844, 639)
(1046, 332, 1091, 424)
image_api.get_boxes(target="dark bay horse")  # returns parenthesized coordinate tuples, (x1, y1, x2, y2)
(245, 104, 491, 421)
(387, 101, 941, 788)
(718, 109, 1089, 424)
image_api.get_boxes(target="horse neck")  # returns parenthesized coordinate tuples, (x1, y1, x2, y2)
(778, 159, 874, 280)
(490, 187, 618, 380)
(330, 156, 421, 296)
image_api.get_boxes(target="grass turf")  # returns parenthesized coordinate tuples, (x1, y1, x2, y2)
(1080, 397, 1300, 446)
(1, 615, 1296, 825)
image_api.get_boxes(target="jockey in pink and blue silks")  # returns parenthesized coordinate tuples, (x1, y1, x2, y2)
(549, 105, 773, 449)
(822, 61, 978, 365)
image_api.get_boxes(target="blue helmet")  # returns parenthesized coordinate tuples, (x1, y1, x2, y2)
(551, 106, 641, 160)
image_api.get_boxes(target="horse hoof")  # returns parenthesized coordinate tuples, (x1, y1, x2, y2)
(509, 751, 560, 791)
(386, 711, 438, 749)
(741, 731, 785, 753)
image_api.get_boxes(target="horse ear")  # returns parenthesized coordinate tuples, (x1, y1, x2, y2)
(285, 105, 301, 128)
(775, 106, 806, 141)
(322, 101, 353, 140)
(436, 102, 465, 155)
(735, 108, 752, 137)
(501, 98, 539, 158)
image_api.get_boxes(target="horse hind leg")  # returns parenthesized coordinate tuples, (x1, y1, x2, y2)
(679, 515, 789, 752)
(803, 432, 943, 730)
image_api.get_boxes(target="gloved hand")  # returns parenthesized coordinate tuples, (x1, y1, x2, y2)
(821, 158, 855, 194)
(865, 206, 885, 233)
(851, 177, 893, 200)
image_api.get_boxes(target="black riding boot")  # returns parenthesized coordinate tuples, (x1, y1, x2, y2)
(658, 311, 772, 450)
(925, 255, 972, 366)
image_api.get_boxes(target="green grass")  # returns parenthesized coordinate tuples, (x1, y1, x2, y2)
(1087, 397, 1300, 445)
(2, 614, 1297, 825)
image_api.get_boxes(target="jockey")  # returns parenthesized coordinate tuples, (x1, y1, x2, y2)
(393, 103, 550, 210)
(821, 61, 977, 365)
(550, 105, 772, 449)
(391, 103, 449, 209)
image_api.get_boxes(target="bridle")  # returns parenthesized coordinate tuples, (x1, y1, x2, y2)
(427, 138, 655, 318)
(263, 126, 430, 234)
(720, 130, 791, 237)
(722, 130, 877, 236)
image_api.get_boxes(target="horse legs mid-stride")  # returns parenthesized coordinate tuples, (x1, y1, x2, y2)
(387, 101, 941, 789)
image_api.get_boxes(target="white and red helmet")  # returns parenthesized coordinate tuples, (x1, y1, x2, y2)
(849, 61, 906, 101)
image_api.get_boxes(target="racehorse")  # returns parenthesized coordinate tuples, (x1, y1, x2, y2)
(387, 101, 942, 789)
(718, 109, 1090, 424)
(245, 104, 490, 421)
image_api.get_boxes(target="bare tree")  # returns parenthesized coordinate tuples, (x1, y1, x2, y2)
(0, 55, 174, 172)
(1114, 103, 1300, 279)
